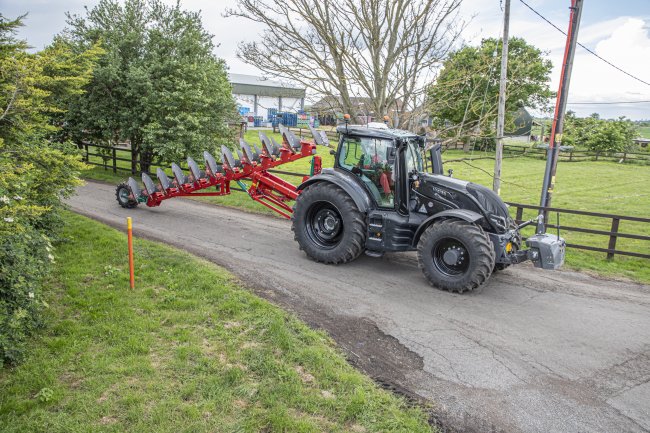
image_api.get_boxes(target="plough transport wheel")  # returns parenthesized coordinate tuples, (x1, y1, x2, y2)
(292, 182, 366, 264)
(116, 183, 138, 209)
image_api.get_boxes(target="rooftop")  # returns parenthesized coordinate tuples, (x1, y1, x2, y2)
(228, 73, 304, 90)
(336, 124, 419, 140)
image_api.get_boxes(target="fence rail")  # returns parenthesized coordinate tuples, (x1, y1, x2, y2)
(80, 141, 649, 260)
(506, 202, 650, 260)
(442, 142, 650, 164)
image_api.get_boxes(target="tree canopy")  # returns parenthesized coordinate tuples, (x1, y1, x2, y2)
(63, 0, 237, 172)
(227, 0, 464, 129)
(563, 112, 637, 153)
(427, 37, 554, 147)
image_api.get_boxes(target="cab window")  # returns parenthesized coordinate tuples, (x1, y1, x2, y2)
(338, 137, 394, 207)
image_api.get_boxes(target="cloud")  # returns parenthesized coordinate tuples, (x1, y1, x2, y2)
(7, 0, 650, 119)
(565, 17, 650, 119)
(460, 0, 650, 119)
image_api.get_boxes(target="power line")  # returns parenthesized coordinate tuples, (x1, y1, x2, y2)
(518, 0, 650, 87)
(568, 100, 650, 105)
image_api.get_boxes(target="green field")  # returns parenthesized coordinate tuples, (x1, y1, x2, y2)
(637, 126, 650, 139)
(83, 129, 650, 283)
(0, 212, 433, 433)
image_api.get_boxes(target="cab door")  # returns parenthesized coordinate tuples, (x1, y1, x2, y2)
(336, 135, 396, 208)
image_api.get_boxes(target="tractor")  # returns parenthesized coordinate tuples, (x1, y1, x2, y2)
(116, 122, 565, 293)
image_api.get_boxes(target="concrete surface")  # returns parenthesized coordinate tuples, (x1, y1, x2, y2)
(67, 181, 650, 433)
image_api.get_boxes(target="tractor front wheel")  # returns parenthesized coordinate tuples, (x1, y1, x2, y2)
(116, 183, 138, 209)
(292, 182, 366, 264)
(417, 219, 495, 293)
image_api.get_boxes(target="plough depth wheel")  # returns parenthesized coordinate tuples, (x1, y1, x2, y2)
(116, 182, 138, 209)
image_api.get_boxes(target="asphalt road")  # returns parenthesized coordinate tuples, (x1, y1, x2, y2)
(68, 181, 650, 433)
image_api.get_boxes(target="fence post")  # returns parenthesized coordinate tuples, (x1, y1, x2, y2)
(569, 152, 573, 162)
(607, 217, 620, 260)
(112, 147, 117, 173)
(515, 206, 523, 224)
(84, 143, 89, 162)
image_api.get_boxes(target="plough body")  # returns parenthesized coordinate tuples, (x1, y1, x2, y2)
(118, 126, 326, 219)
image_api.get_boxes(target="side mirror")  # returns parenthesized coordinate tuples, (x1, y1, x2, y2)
(329, 149, 336, 155)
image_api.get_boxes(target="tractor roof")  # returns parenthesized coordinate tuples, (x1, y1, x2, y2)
(336, 124, 419, 140)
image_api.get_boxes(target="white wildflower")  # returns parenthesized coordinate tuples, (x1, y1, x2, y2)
(48, 253, 55, 262)
(0, 196, 9, 204)
(13, 195, 23, 201)
(4, 217, 13, 223)
(45, 245, 51, 252)
(28, 292, 35, 299)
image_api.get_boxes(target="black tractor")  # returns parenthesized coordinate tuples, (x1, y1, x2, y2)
(292, 123, 565, 292)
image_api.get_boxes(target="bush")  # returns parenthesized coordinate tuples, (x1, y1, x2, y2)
(564, 113, 637, 153)
(0, 228, 52, 366)
(0, 15, 94, 366)
(0, 143, 85, 366)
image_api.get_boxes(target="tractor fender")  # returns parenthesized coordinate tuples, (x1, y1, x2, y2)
(412, 209, 484, 247)
(297, 168, 372, 213)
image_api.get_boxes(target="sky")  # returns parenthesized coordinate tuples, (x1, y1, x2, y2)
(2, 0, 650, 120)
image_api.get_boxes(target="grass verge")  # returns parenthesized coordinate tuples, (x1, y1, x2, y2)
(0, 211, 434, 433)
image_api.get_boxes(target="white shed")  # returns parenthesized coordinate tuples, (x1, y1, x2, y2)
(229, 73, 306, 119)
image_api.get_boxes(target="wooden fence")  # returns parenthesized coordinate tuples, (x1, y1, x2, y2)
(507, 202, 650, 260)
(441, 142, 650, 164)
(80, 141, 650, 260)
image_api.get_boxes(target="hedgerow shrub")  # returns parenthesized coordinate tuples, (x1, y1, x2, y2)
(0, 15, 97, 366)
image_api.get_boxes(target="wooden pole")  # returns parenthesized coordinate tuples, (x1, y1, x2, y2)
(493, 0, 511, 195)
(127, 217, 135, 289)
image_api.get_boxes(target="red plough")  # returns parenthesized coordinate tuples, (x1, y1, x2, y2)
(116, 125, 328, 218)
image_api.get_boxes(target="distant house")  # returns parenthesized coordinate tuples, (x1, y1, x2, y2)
(506, 106, 533, 137)
(229, 73, 306, 120)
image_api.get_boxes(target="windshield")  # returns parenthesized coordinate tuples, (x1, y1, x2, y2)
(405, 138, 424, 173)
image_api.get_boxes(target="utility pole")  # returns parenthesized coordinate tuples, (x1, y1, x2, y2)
(493, 0, 511, 195)
(538, 0, 583, 232)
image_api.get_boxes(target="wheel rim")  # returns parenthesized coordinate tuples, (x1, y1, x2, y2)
(432, 238, 470, 277)
(118, 186, 131, 204)
(305, 201, 343, 249)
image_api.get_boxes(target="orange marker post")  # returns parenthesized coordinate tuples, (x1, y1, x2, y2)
(127, 217, 135, 289)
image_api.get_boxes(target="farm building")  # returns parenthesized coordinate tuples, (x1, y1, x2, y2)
(229, 73, 306, 121)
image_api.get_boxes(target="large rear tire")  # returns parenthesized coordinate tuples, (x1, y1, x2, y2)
(292, 182, 366, 264)
(417, 219, 495, 293)
(116, 183, 138, 209)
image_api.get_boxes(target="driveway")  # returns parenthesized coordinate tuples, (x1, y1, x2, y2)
(67, 180, 650, 433)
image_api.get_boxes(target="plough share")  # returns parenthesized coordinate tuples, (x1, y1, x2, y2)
(116, 125, 328, 219)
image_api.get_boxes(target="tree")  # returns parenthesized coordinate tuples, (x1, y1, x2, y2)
(226, 0, 464, 129)
(1, 14, 96, 366)
(64, 0, 237, 172)
(427, 37, 553, 147)
(563, 112, 637, 153)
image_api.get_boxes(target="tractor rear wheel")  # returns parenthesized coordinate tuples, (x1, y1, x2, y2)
(292, 182, 366, 264)
(417, 219, 495, 293)
(116, 183, 138, 209)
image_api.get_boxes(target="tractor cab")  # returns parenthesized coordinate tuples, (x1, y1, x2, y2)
(334, 124, 427, 213)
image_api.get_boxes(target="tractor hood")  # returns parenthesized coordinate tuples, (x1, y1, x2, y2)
(416, 174, 511, 232)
